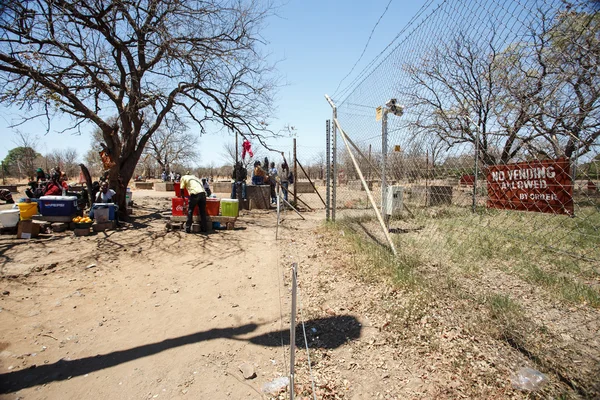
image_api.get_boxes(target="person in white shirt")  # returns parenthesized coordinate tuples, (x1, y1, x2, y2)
(90, 181, 119, 224)
(96, 181, 116, 203)
(268, 162, 278, 204)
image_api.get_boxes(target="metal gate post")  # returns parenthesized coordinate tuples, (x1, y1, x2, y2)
(326, 120, 331, 221)
(332, 108, 337, 221)
(381, 110, 388, 215)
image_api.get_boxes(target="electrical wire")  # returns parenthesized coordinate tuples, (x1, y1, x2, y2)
(331, 0, 395, 98)
(334, 0, 440, 103)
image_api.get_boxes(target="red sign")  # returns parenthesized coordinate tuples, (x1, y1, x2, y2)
(486, 158, 573, 215)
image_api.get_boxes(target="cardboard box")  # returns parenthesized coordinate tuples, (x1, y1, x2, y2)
(17, 220, 41, 239)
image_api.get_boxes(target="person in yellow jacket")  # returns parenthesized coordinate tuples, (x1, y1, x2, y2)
(179, 173, 207, 233)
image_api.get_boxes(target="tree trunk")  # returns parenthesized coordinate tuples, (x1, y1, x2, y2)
(107, 154, 138, 222)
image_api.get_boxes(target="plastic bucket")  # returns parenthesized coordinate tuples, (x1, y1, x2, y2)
(94, 207, 110, 223)
(173, 182, 189, 197)
(17, 202, 38, 220)
(0, 209, 20, 227)
(206, 198, 220, 216)
(220, 199, 239, 217)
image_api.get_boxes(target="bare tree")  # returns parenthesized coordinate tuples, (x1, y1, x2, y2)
(404, 9, 600, 168)
(45, 148, 79, 178)
(221, 141, 262, 170)
(522, 10, 600, 160)
(83, 149, 103, 179)
(404, 32, 525, 166)
(0, 0, 276, 215)
(7, 131, 41, 179)
(145, 120, 199, 174)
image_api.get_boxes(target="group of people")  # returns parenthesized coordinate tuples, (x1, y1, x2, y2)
(252, 159, 292, 203)
(161, 170, 181, 183)
(230, 155, 293, 204)
(25, 167, 69, 199)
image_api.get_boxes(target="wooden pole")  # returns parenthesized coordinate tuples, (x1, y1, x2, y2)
(293, 138, 297, 207)
(334, 117, 398, 256)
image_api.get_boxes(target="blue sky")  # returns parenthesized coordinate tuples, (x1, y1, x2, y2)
(0, 0, 430, 168)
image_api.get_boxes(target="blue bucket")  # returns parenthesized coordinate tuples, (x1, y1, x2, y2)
(212, 221, 221, 229)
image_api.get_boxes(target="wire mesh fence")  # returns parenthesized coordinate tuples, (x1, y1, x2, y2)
(322, 3, 600, 395)
(327, 0, 600, 263)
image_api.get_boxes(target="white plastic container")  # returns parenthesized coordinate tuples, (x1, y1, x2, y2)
(0, 209, 20, 228)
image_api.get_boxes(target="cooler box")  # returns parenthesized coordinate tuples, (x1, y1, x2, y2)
(171, 197, 198, 216)
(92, 203, 117, 221)
(220, 199, 239, 217)
(17, 202, 38, 220)
(206, 198, 220, 216)
(126, 188, 133, 206)
(174, 183, 189, 197)
(39, 196, 78, 217)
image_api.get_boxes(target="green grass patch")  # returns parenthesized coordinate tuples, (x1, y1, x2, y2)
(486, 293, 521, 320)
(331, 222, 422, 288)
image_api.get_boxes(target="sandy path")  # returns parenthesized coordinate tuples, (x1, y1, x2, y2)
(0, 200, 293, 399)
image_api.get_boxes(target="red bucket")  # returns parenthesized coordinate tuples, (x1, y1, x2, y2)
(172, 197, 198, 216)
(206, 198, 220, 216)
(173, 182, 189, 197)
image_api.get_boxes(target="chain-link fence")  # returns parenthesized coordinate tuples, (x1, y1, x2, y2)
(326, 0, 599, 262)
(322, 2, 600, 396)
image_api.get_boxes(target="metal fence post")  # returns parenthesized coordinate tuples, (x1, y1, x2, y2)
(381, 110, 388, 215)
(293, 138, 298, 207)
(326, 120, 331, 221)
(289, 263, 297, 400)
(472, 127, 480, 213)
(332, 108, 337, 222)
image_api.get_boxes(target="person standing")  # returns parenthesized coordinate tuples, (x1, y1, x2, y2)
(231, 161, 247, 200)
(202, 178, 212, 197)
(179, 173, 207, 234)
(252, 161, 267, 185)
(280, 161, 290, 202)
(268, 162, 278, 204)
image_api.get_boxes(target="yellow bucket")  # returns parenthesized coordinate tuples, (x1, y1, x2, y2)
(18, 202, 38, 220)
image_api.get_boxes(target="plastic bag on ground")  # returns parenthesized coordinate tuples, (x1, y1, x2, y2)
(261, 376, 289, 394)
(510, 367, 548, 391)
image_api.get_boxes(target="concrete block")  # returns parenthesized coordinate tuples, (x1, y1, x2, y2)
(51, 222, 68, 232)
(247, 185, 270, 209)
(74, 228, 91, 237)
(154, 182, 174, 192)
(93, 221, 116, 232)
(409, 186, 453, 206)
(295, 181, 315, 193)
(212, 181, 232, 193)
(135, 182, 154, 190)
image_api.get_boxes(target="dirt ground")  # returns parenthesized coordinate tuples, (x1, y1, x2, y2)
(0, 190, 598, 399)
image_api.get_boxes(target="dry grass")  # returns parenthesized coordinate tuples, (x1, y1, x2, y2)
(325, 205, 600, 399)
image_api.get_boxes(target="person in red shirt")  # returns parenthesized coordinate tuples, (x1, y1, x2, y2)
(59, 172, 69, 191)
(43, 172, 62, 196)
